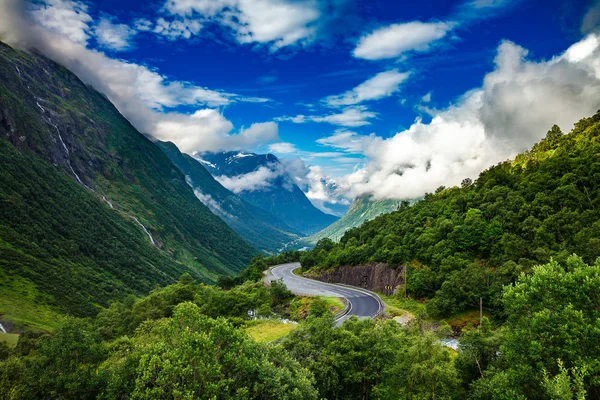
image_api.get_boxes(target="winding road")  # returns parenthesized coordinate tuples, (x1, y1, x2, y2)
(266, 263, 383, 325)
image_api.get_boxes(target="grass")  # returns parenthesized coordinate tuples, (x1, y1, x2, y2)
(379, 293, 426, 319)
(246, 320, 297, 342)
(0, 270, 66, 331)
(0, 332, 19, 348)
(320, 296, 345, 314)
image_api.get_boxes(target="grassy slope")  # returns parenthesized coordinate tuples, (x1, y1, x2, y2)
(308, 196, 399, 244)
(0, 42, 256, 325)
(245, 321, 297, 342)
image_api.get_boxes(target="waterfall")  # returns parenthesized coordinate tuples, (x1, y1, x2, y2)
(131, 216, 156, 246)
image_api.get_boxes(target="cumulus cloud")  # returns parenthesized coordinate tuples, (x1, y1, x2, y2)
(323, 69, 411, 107)
(215, 166, 282, 193)
(341, 34, 600, 200)
(316, 130, 369, 153)
(0, 0, 276, 154)
(94, 17, 136, 51)
(280, 158, 351, 214)
(353, 21, 453, 60)
(160, 0, 321, 49)
(276, 105, 377, 127)
(30, 0, 92, 45)
(141, 17, 203, 41)
(269, 142, 297, 154)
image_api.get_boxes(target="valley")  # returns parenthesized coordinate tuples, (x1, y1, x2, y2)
(1, 0, 600, 398)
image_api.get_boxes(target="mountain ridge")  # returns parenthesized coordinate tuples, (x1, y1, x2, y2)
(157, 141, 300, 253)
(0, 41, 255, 324)
(199, 151, 339, 235)
(308, 195, 400, 244)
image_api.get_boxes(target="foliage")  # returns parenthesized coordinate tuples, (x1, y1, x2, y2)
(300, 111, 600, 318)
(0, 42, 255, 322)
(283, 314, 459, 399)
(308, 195, 400, 244)
(0, 276, 315, 399)
(470, 256, 600, 399)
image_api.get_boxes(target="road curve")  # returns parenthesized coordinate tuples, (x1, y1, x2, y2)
(266, 262, 383, 325)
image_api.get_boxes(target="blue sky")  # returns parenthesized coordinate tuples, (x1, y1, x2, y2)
(3, 0, 600, 210)
(92, 0, 588, 159)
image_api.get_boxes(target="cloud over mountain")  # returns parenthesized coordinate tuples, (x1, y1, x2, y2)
(342, 35, 600, 200)
(0, 0, 278, 154)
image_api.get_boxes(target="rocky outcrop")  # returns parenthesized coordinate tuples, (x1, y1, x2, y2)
(312, 264, 405, 295)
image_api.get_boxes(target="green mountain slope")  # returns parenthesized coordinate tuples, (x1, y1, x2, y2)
(300, 113, 600, 318)
(0, 42, 255, 325)
(308, 196, 399, 244)
(157, 141, 299, 253)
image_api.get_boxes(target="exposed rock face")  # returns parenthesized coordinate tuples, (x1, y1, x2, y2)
(312, 264, 405, 295)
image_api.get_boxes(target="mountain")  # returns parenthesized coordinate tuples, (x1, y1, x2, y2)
(198, 151, 339, 235)
(157, 141, 299, 253)
(299, 113, 600, 319)
(308, 195, 400, 244)
(0, 42, 255, 326)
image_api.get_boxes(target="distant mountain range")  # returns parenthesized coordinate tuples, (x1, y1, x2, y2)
(308, 196, 400, 244)
(198, 151, 339, 235)
(0, 42, 255, 324)
(157, 141, 299, 253)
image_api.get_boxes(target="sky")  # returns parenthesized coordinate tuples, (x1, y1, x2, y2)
(1, 0, 600, 213)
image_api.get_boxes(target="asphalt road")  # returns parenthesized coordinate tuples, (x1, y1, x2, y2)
(266, 262, 383, 324)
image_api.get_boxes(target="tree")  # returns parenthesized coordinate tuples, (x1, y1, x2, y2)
(106, 302, 317, 400)
(455, 318, 501, 388)
(495, 256, 600, 397)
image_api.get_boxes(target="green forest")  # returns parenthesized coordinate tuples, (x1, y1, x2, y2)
(2, 255, 599, 399)
(3, 34, 600, 398)
(300, 112, 600, 320)
(4, 111, 600, 398)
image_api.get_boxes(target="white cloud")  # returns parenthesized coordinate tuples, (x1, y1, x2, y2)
(280, 158, 351, 214)
(269, 142, 297, 154)
(353, 21, 453, 60)
(94, 17, 136, 51)
(323, 69, 411, 107)
(277, 106, 377, 127)
(193, 188, 234, 219)
(316, 130, 369, 153)
(340, 34, 600, 200)
(154, 118, 279, 153)
(1, 0, 276, 154)
(160, 0, 321, 49)
(215, 166, 281, 193)
(30, 0, 92, 45)
(152, 17, 202, 40)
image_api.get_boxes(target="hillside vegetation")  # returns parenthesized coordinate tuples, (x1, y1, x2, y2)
(0, 42, 255, 323)
(3, 255, 600, 398)
(301, 113, 600, 318)
(308, 195, 400, 244)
